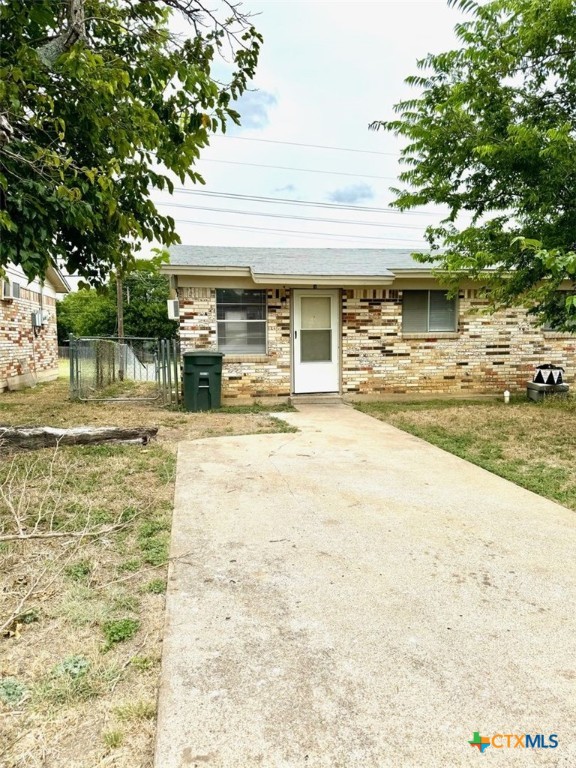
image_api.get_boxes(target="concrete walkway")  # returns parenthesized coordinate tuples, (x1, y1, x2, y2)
(155, 405, 576, 767)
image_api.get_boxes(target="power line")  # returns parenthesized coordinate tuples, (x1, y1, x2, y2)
(214, 135, 400, 157)
(174, 220, 383, 244)
(169, 187, 442, 217)
(172, 217, 426, 244)
(200, 158, 399, 181)
(158, 200, 427, 231)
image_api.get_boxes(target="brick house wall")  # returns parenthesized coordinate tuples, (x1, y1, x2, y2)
(0, 266, 60, 391)
(177, 284, 575, 401)
(342, 288, 575, 395)
(178, 286, 291, 399)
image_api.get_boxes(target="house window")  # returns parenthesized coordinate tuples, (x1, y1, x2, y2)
(402, 290, 456, 333)
(216, 289, 266, 354)
(12, 282, 20, 299)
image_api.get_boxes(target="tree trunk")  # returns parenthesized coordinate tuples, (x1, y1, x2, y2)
(0, 426, 158, 451)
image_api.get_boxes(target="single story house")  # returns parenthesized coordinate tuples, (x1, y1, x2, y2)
(163, 246, 574, 402)
(0, 262, 70, 391)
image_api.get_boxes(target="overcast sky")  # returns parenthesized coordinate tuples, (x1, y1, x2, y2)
(152, 0, 467, 252)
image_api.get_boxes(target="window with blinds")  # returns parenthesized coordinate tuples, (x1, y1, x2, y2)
(216, 289, 267, 354)
(402, 290, 456, 333)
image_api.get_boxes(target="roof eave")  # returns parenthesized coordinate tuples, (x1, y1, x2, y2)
(252, 273, 395, 286)
(46, 265, 71, 293)
(162, 264, 395, 286)
(391, 268, 436, 278)
(161, 265, 252, 278)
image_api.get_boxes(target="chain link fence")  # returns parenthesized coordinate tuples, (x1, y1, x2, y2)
(68, 336, 180, 405)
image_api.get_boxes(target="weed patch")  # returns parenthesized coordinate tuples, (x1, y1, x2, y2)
(114, 700, 156, 722)
(65, 560, 92, 583)
(0, 677, 27, 706)
(130, 656, 154, 672)
(101, 619, 140, 651)
(103, 729, 124, 749)
(144, 579, 166, 594)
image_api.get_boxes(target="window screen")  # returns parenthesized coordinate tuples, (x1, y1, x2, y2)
(402, 290, 456, 333)
(216, 289, 266, 354)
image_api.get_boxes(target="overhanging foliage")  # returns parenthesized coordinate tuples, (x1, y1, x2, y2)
(0, 0, 261, 284)
(371, 0, 576, 331)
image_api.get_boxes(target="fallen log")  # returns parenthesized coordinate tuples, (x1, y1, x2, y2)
(0, 425, 158, 451)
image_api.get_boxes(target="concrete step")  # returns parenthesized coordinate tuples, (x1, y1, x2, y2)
(289, 393, 344, 405)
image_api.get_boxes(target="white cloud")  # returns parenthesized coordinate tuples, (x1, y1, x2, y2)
(328, 183, 375, 204)
(232, 90, 278, 131)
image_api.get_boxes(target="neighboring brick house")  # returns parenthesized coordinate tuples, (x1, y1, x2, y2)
(1, 263, 70, 391)
(162, 246, 575, 402)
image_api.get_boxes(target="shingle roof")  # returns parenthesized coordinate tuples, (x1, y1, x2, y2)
(167, 246, 433, 277)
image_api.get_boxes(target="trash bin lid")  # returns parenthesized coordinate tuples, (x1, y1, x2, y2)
(182, 351, 224, 357)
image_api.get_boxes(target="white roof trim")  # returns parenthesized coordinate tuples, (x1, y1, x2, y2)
(46, 265, 71, 293)
(162, 264, 396, 286)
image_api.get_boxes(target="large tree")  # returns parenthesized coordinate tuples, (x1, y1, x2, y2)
(56, 259, 178, 343)
(371, 0, 576, 331)
(0, 0, 261, 284)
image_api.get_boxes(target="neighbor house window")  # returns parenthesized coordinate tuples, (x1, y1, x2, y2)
(216, 289, 267, 354)
(402, 290, 456, 333)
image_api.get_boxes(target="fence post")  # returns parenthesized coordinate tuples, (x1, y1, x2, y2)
(172, 339, 180, 406)
(154, 343, 160, 395)
(162, 340, 169, 405)
(161, 340, 168, 401)
(69, 334, 77, 399)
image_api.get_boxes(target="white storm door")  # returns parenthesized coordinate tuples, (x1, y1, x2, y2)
(293, 290, 340, 394)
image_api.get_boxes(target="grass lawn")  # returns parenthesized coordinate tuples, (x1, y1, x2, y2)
(356, 394, 576, 511)
(0, 376, 293, 767)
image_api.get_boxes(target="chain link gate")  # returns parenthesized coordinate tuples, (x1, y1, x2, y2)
(68, 335, 181, 405)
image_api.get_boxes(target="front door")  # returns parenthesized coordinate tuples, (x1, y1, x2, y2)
(293, 290, 340, 394)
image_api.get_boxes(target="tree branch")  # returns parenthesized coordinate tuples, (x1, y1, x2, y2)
(36, 0, 87, 68)
(0, 522, 127, 543)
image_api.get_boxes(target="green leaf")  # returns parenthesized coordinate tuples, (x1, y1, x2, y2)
(372, 0, 576, 328)
(1, 0, 261, 285)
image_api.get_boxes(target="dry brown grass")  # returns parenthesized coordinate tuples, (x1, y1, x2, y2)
(0, 376, 291, 443)
(0, 375, 291, 767)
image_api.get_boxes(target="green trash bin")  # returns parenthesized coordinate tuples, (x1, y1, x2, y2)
(182, 351, 224, 412)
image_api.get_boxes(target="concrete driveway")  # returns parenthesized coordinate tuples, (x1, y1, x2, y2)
(155, 404, 576, 767)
